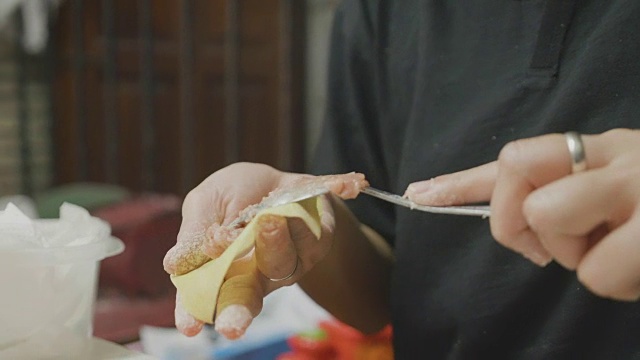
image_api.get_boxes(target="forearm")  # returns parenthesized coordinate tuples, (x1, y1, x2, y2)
(298, 195, 394, 334)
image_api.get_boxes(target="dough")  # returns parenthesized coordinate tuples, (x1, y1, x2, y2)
(170, 196, 323, 323)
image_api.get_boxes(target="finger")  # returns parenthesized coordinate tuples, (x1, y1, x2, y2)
(163, 226, 211, 275)
(587, 128, 640, 168)
(524, 168, 632, 236)
(577, 212, 640, 301)
(254, 214, 298, 281)
(405, 132, 614, 209)
(202, 223, 243, 259)
(287, 195, 336, 269)
(404, 162, 497, 206)
(320, 172, 369, 199)
(490, 143, 552, 266)
(258, 195, 336, 294)
(535, 233, 588, 270)
(215, 270, 264, 339)
(536, 224, 606, 271)
(175, 292, 205, 337)
(523, 168, 634, 269)
(490, 132, 624, 266)
(490, 134, 579, 265)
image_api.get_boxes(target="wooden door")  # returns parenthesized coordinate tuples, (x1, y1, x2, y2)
(52, 0, 305, 195)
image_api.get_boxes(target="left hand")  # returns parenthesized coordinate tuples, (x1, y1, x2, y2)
(164, 163, 366, 339)
(404, 129, 640, 301)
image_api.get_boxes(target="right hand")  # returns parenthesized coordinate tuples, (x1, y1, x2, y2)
(163, 162, 363, 339)
(405, 129, 640, 301)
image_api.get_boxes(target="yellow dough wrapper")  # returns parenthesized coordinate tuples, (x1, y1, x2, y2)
(170, 196, 323, 323)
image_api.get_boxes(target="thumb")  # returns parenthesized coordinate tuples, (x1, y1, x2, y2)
(164, 189, 223, 275)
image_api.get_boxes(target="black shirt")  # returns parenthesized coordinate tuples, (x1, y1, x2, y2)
(312, 0, 640, 358)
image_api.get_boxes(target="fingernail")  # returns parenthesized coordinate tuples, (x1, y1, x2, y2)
(175, 294, 205, 336)
(405, 180, 458, 206)
(520, 238, 553, 267)
(512, 231, 553, 267)
(523, 250, 553, 267)
(203, 224, 236, 258)
(215, 305, 253, 340)
(258, 215, 283, 238)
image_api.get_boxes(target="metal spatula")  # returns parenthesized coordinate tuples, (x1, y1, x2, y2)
(228, 185, 331, 227)
(361, 187, 491, 217)
(230, 184, 490, 228)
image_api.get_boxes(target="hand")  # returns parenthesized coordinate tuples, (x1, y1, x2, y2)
(163, 162, 366, 338)
(404, 129, 640, 301)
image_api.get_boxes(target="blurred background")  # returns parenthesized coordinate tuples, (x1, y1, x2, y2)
(0, 1, 393, 359)
(1, 0, 338, 198)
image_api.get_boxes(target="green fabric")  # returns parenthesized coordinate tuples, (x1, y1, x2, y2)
(34, 183, 130, 218)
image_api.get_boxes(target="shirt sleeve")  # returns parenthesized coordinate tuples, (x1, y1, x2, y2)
(310, 0, 396, 246)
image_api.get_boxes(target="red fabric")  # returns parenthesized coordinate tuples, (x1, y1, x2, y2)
(91, 195, 183, 343)
(279, 321, 394, 360)
(94, 195, 181, 296)
(93, 293, 176, 343)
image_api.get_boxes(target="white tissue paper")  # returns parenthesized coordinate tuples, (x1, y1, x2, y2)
(0, 202, 111, 248)
(0, 203, 40, 248)
(0, 202, 115, 359)
(44, 202, 111, 247)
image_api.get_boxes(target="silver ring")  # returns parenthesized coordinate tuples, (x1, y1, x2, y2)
(268, 257, 298, 282)
(565, 131, 587, 173)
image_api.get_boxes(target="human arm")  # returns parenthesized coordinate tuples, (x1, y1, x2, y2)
(297, 195, 393, 334)
(404, 129, 640, 301)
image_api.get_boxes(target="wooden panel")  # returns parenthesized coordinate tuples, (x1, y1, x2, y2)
(116, 80, 143, 189)
(51, 65, 78, 184)
(152, 0, 180, 41)
(154, 77, 182, 193)
(240, 80, 275, 164)
(113, 0, 139, 40)
(238, 1, 280, 165)
(192, 0, 226, 184)
(51, 0, 305, 195)
(84, 66, 106, 181)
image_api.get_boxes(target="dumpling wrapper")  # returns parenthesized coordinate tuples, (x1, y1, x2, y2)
(170, 196, 323, 323)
